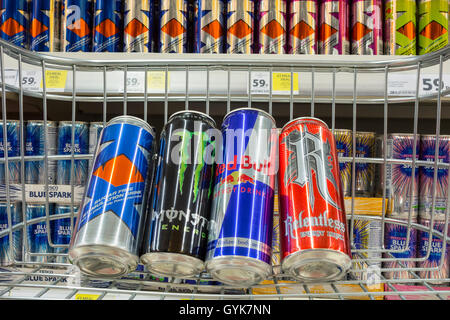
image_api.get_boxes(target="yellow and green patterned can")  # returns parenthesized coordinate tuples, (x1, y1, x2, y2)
(385, 0, 417, 55)
(418, 0, 449, 55)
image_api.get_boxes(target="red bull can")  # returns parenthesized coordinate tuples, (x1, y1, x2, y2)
(226, 0, 255, 54)
(193, 0, 226, 53)
(69, 116, 155, 278)
(0, 0, 29, 48)
(351, 0, 383, 55)
(256, 0, 287, 54)
(418, 0, 449, 54)
(384, 0, 417, 55)
(123, 0, 153, 52)
(289, 0, 318, 54)
(318, 0, 350, 55)
(206, 108, 278, 286)
(30, 0, 62, 52)
(159, 0, 189, 53)
(93, 0, 122, 52)
(61, 0, 93, 52)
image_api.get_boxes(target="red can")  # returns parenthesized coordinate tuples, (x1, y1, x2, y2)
(278, 117, 352, 281)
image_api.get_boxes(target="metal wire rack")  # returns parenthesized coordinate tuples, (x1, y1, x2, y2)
(0, 39, 449, 300)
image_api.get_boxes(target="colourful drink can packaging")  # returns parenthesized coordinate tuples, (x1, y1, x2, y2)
(418, 0, 448, 54)
(193, 0, 226, 53)
(206, 108, 278, 286)
(355, 131, 376, 196)
(418, 217, 449, 284)
(0, 202, 22, 266)
(30, 0, 62, 52)
(318, 0, 350, 55)
(419, 135, 450, 220)
(123, 0, 153, 52)
(88, 121, 103, 173)
(256, 0, 287, 54)
(0, 120, 21, 185)
(25, 203, 53, 263)
(93, 0, 122, 52)
(226, 0, 255, 54)
(0, 0, 29, 48)
(384, 0, 417, 55)
(159, 0, 189, 53)
(351, 0, 383, 55)
(279, 117, 351, 282)
(69, 116, 155, 278)
(61, 0, 93, 52)
(334, 129, 352, 197)
(51, 204, 77, 264)
(288, 0, 318, 54)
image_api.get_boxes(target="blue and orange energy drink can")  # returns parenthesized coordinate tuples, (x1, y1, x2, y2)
(61, 0, 93, 52)
(0, 0, 29, 48)
(351, 0, 383, 55)
(93, 0, 122, 52)
(256, 0, 288, 54)
(30, 0, 62, 52)
(123, 0, 153, 52)
(69, 116, 155, 278)
(193, 0, 226, 53)
(0, 120, 21, 185)
(159, 0, 189, 53)
(288, 0, 318, 54)
(318, 0, 350, 55)
(226, 0, 255, 54)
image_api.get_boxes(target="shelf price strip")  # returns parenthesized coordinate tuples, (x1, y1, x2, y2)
(250, 72, 299, 95)
(388, 73, 450, 97)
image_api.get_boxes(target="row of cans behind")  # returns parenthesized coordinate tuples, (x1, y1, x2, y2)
(1, 0, 448, 55)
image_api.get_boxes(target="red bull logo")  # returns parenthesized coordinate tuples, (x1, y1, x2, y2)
(215, 155, 272, 177)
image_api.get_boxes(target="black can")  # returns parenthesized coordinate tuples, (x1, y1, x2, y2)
(140, 110, 217, 278)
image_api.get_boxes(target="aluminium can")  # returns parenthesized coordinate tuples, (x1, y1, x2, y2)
(256, 0, 287, 54)
(25, 120, 58, 185)
(206, 108, 278, 286)
(418, 0, 449, 55)
(0, 0, 29, 48)
(419, 135, 450, 220)
(92, 0, 122, 52)
(318, 0, 350, 55)
(123, 0, 153, 52)
(333, 129, 352, 197)
(354, 131, 376, 196)
(288, 0, 318, 54)
(88, 121, 104, 173)
(159, 0, 189, 53)
(384, 0, 417, 55)
(193, 0, 226, 53)
(69, 116, 155, 278)
(56, 121, 89, 186)
(226, 0, 255, 54)
(30, 0, 62, 52)
(0, 120, 21, 185)
(0, 202, 22, 266)
(140, 111, 216, 278)
(60, 0, 93, 52)
(51, 204, 77, 264)
(351, 0, 383, 55)
(279, 117, 351, 282)
(25, 203, 53, 264)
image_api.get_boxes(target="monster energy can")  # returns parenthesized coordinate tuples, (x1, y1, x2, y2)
(140, 110, 217, 278)
(418, 0, 449, 55)
(385, 0, 417, 55)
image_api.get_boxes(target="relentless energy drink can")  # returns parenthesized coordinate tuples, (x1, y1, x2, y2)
(93, 0, 122, 52)
(418, 0, 448, 54)
(61, 0, 93, 52)
(351, 0, 383, 55)
(141, 111, 216, 278)
(384, 0, 417, 55)
(193, 0, 225, 53)
(69, 116, 155, 278)
(26, 203, 52, 263)
(123, 0, 153, 52)
(318, 0, 350, 55)
(0, 0, 29, 48)
(334, 129, 352, 197)
(25, 120, 58, 185)
(206, 108, 278, 286)
(159, 0, 189, 53)
(56, 121, 89, 186)
(88, 122, 104, 173)
(288, 0, 318, 54)
(355, 131, 376, 196)
(0, 202, 22, 266)
(256, 0, 287, 54)
(0, 120, 21, 185)
(51, 204, 76, 264)
(30, 0, 62, 52)
(226, 0, 255, 54)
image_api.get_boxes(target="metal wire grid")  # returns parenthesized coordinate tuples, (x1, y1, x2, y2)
(0, 39, 449, 299)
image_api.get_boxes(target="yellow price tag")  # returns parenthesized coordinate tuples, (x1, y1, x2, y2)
(40, 70, 68, 90)
(272, 72, 299, 94)
(147, 71, 169, 92)
(75, 293, 101, 300)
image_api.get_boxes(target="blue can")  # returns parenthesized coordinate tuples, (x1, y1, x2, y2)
(0, 0, 28, 48)
(0, 202, 22, 266)
(51, 204, 76, 263)
(25, 120, 58, 185)
(29, 0, 62, 52)
(88, 122, 104, 173)
(93, 0, 122, 52)
(56, 121, 89, 186)
(26, 203, 53, 263)
(205, 108, 278, 286)
(0, 120, 21, 185)
(61, 0, 93, 52)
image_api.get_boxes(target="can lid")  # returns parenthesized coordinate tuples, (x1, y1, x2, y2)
(281, 117, 329, 131)
(168, 110, 216, 127)
(59, 120, 89, 125)
(388, 133, 420, 137)
(223, 107, 276, 124)
(26, 120, 57, 125)
(354, 131, 377, 136)
(420, 134, 450, 139)
(106, 116, 155, 137)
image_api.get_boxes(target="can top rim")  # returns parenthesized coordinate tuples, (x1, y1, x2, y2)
(59, 121, 89, 125)
(168, 110, 216, 126)
(355, 131, 377, 135)
(421, 134, 450, 139)
(89, 122, 105, 125)
(224, 107, 276, 124)
(281, 117, 329, 131)
(106, 116, 155, 135)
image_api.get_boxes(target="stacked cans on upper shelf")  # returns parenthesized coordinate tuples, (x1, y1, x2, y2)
(0, 0, 447, 55)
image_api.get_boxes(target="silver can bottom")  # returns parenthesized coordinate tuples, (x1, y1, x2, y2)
(69, 244, 138, 278)
(206, 256, 272, 287)
(140, 252, 204, 278)
(282, 249, 351, 282)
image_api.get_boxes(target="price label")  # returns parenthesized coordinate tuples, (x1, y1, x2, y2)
(2, 69, 18, 87)
(250, 71, 270, 94)
(21, 70, 41, 91)
(147, 71, 169, 93)
(388, 73, 450, 96)
(420, 75, 450, 96)
(41, 70, 68, 91)
(75, 293, 101, 300)
(124, 71, 145, 92)
(272, 72, 299, 95)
